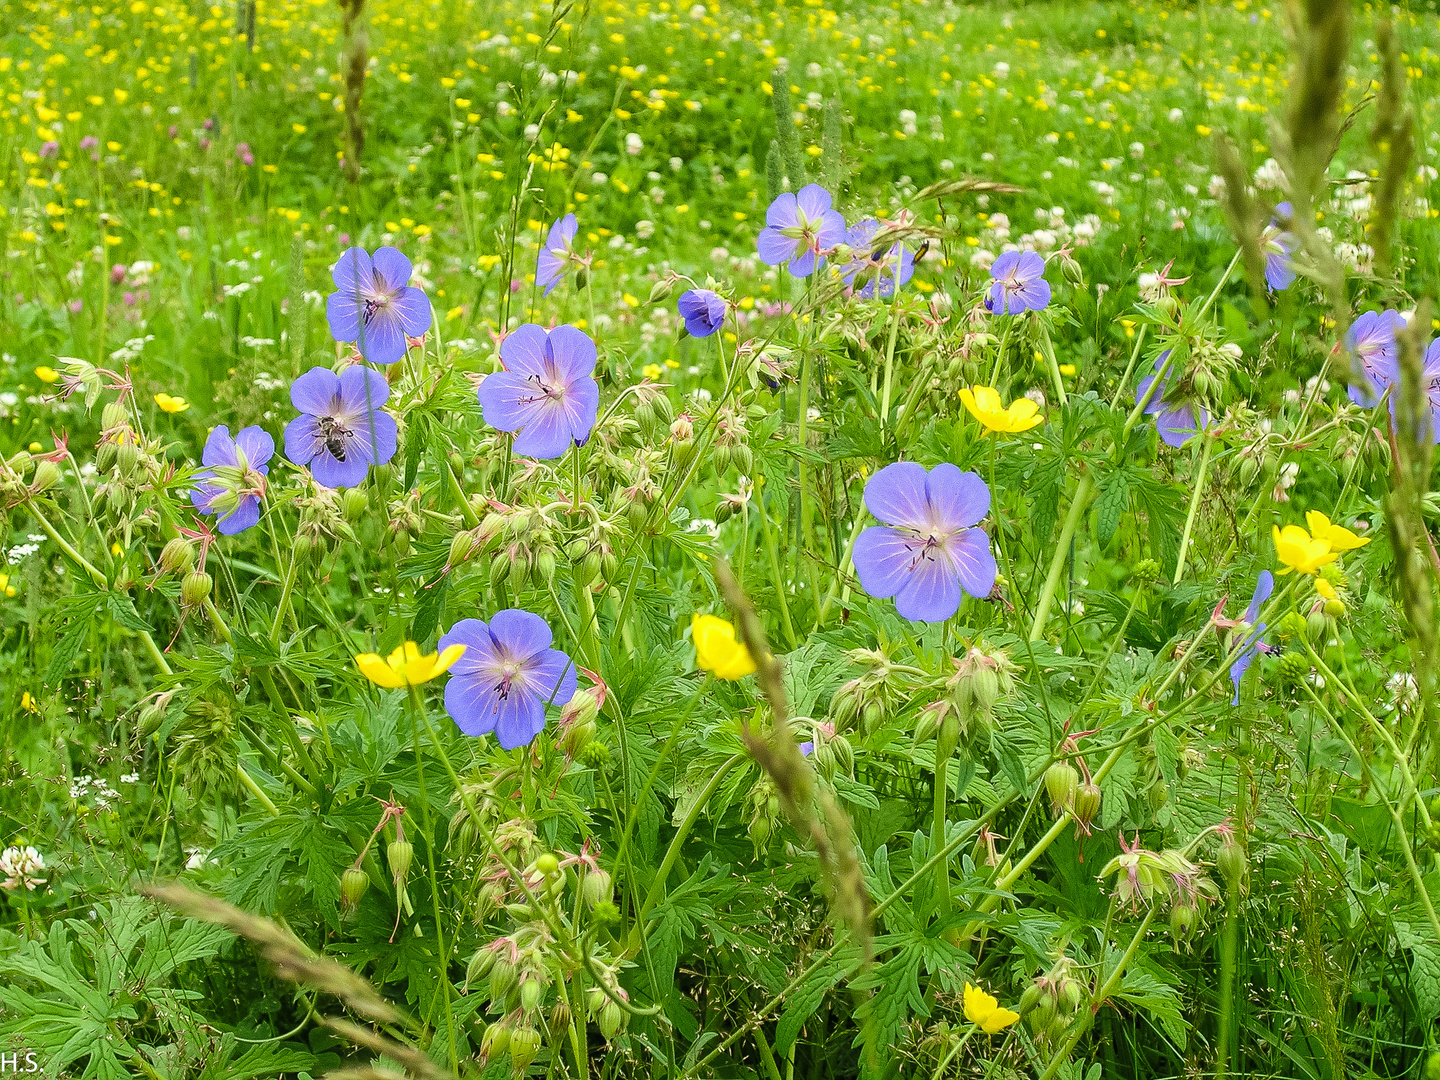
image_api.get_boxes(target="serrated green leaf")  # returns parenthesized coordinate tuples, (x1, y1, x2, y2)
(1096, 468, 1129, 550)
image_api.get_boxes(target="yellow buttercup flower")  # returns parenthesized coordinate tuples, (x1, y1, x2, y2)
(1304, 511, 1370, 552)
(1314, 577, 1338, 602)
(690, 614, 757, 680)
(155, 393, 191, 413)
(34, 366, 60, 384)
(963, 982, 1020, 1034)
(959, 385, 1044, 434)
(1272, 524, 1338, 576)
(355, 641, 467, 688)
(20, 692, 39, 714)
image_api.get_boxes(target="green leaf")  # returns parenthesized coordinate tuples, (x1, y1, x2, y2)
(44, 620, 90, 685)
(774, 958, 845, 1054)
(1095, 467, 1130, 551)
(411, 572, 449, 645)
(107, 593, 155, 633)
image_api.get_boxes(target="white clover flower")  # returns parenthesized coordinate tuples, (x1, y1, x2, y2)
(805, 62, 822, 79)
(1252, 157, 1286, 191)
(993, 61, 1010, 79)
(688, 3, 706, 16)
(1043, 131, 1060, 144)
(625, 132, 643, 155)
(1129, 141, 1145, 160)
(1208, 174, 1227, 198)
(0, 846, 46, 891)
(635, 220, 655, 240)
(1168, 107, 1184, 123)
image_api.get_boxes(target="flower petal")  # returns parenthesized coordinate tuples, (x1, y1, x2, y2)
(893, 549, 962, 623)
(488, 608, 555, 657)
(949, 527, 998, 598)
(499, 323, 553, 378)
(925, 465, 990, 530)
(439, 619, 501, 676)
(547, 324, 598, 382)
(370, 246, 413, 292)
(291, 367, 342, 416)
(392, 285, 433, 336)
(863, 461, 932, 527)
(331, 247, 373, 291)
(356, 652, 406, 688)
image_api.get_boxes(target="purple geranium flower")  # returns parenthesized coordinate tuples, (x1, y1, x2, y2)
(536, 214, 579, 296)
(1136, 351, 1209, 449)
(438, 609, 578, 750)
(1345, 309, 1404, 408)
(190, 425, 274, 535)
(325, 246, 433, 366)
(1262, 202, 1297, 292)
(1412, 338, 1440, 444)
(756, 184, 846, 278)
(852, 462, 997, 623)
(677, 288, 726, 337)
(478, 323, 600, 459)
(283, 366, 398, 489)
(843, 219, 916, 299)
(798, 741, 814, 757)
(984, 250, 1050, 314)
(1227, 571, 1275, 705)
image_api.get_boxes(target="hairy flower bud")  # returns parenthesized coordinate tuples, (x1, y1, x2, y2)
(509, 1025, 541, 1069)
(159, 537, 196, 575)
(101, 402, 128, 430)
(340, 867, 370, 912)
(1216, 836, 1247, 895)
(648, 277, 675, 304)
(599, 999, 625, 1039)
(448, 529, 477, 569)
(1130, 558, 1161, 585)
(342, 487, 368, 522)
(387, 838, 414, 883)
(181, 570, 213, 608)
(583, 868, 613, 909)
(1045, 761, 1079, 817)
(1072, 781, 1102, 834)
(30, 460, 61, 493)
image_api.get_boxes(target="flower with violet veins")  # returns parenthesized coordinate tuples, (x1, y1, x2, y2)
(853, 462, 997, 623)
(984, 250, 1050, 314)
(677, 288, 726, 338)
(756, 183, 846, 278)
(842, 218, 915, 299)
(1136, 351, 1209, 449)
(190, 425, 274, 535)
(1344, 309, 1404, 408)
(959, 384, 1044, 434)
(1273, 523, 1338, 576)
(438, 610, 578, 750)
(479, 323, 600, 460)
(284, 365, 398, 488)
(962, 983, 1020, 1034)
(155, 393, 190, 413)
(691, 614, 757, 680)
(1304, 511, 1371, 551)
(536, 214, 579, 296)
(1214, 570, 1276, 705)
(326, 246, 433, 366)
(355, 641, 467, 688)
(1261, 202, 1298, 292)
(1403, 337, 1440, 444)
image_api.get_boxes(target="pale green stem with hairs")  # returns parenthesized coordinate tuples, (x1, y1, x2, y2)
(1173, 429, 1216, 585)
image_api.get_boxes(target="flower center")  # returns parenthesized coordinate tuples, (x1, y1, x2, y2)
(494, 659, 523, 699)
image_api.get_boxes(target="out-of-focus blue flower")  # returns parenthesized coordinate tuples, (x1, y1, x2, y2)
(798, 741, 814, 757)
(1345, 309, 1404, 408)
(852, 462, 996, 623)
(1225, 571, 1275, 705)
(1414, 338, 1440, 444)
(1136, 351, 1209, 449)
(842, 219, 915, 299)
(438, 609, 577, 750)
(984, 250, 1050, 314)
(677, 288, 726, 337)
(1261, 202, 1297, 292)
(283, 366, 397, 489)
(536, 214, 579, 296)
(325, 246, 432, 366)
(756, 184, 846, 278)
(478, 324, 600, 459)
(190, 425, 273, 535)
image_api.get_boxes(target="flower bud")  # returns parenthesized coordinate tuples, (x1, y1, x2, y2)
(116, 440, 140, 477)
(562, 687, 600, 729)
(519, 976, 544, 1013)
(340, 867, 370, 911)
(748, 814, 772, 849)
(583, 868, 613, 908)
(466, 946, 496, 989)
(1044, 761, 1079, 817)
(293, 533, 314, 565)
(94, 441, 117, 472)
(30, 459, 61, 493)
(490, 955, 519, 1002)
(534, 546, 557, 582)
(534, 852, 559, 877)
(159, 537, 196, 574)
(1059, 251, 1085, 287)
(101, 402, 128, 429)
(387, 838, 414, 883)
(1130, 558, 1160, 585)
(1323, 598, 1345, 618)
(1017, 981, 1044, 1016)
(1216, 836, 1247, 895)
(1305, 609, 1328, 645)
(648, 277, 675, 304)
(1072, 781, 1101, 833)
(1058, 977, 1084, 1016)
(480, 1020, 510, 1061)
(342, 486, 369, 522)
(1027, 988, 1058, 1034)
(509, 1025, 541, 1070)
(1169, 902, 1198, 949)
(181, 570, 213, 607)
(599, 999, 625, 1039)
(448, 529, 477, 568)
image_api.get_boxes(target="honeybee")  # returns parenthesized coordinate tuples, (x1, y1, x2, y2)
(318, 416, 351, 462)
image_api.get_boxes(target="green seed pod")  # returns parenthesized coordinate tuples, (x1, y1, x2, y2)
(534, 546, 557, 582)
(30, 459, 61, 492)
(599, 1000, 625, 1040)
(1216, 836, 1247, 894)
(579, 740, 610, 770)
(1072, 781, 1102, 831)
(181, 570, 213, 607)
(519, 976, 544, 1013)
(448, 529, 476, 568)
(387, 838, 414, 882)
(1058, 977, 1084, 1016)
(583, 868, 613, 908)
(1044, 761, 1079, 817)
(115, 440, 140, 477)
(1130, 558, 1161, 584)
(159, 537, 196, 575)
(1169, 902, 1197, 949)
(101, 402, 128, 430)
(647, 277, 675, 304)
(340, 867, 370, 911)
(466, 946, 496, 989)
(95, 441, 117, 472)
(342, 486, 369, 522)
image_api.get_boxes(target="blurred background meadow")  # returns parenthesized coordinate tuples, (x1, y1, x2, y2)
(6, 0, 1440, 1078)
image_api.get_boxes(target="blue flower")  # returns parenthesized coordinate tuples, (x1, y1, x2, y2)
(842, 218, 915, 298)
(325, 247, 433, 366)
(283, 366, 398, 489)
(677, 288, 726, 337)
(756, 184, 846, 278)
(1224, 571, 1275, 705)
(190, 425, 273, 535)
(1136, 351, 1209, 449)
(536, 214, 579, 296)
(478, 324, 600, 459)
(1262, 202, 1297, 292)
(984, 250, 1050, 314)
(1345, 309, 1404, 408)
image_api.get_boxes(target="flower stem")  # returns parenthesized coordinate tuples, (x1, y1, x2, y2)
(756, 477, 798, 649)
(444, 457, 479, 528)
(1028, 472, 1095, 641)
(1172, 429, 1215, 585)
(932, 734, 953, 916)
(878, 298, 902, 430)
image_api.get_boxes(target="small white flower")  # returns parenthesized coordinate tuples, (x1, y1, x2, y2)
(625, 132, 643, 155)
(0, 846, 46, 891)
(1168, 107, 1184, 123)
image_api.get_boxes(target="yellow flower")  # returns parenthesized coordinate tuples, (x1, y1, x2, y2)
(963, 983, 1020, 1034)
(20, 692, 39, 714)
(34, 366, 60, 383)
(959, 385, 1044, 434)
(0, 573, 12, 597)
(355, 642, 467, 688)
(1304, 511, 1370, 551)
(1314, 577, 1338, 602)
(1272, 524, 1338, 576)
(642, 363, 663, 380)
(690, 614, 757, 680)
(154, 393, 190, 413)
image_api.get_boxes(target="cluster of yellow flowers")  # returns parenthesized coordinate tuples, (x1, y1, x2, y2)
(1272, 511, 1370, 576)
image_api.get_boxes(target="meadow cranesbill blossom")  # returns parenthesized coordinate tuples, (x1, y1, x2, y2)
(354, 641, 466, 688)
(1261, 202, 1297, 291)
(1345, 309, 1404, 407)
(1136, 351, 1208, 448)
(190, 425, 273, 535)
(478, 324, 600, 459)
(756, 184, 846, 278)
(853, 462, 996, 623)
(677, 288, 726, 337)
(536, 214, 579, 296)
(691, 614, 756, 679)
(984, 250, 1050, 313)
(842, 219, 915, 298)
(283, 366, 398, 488)
(326, 247, 433, 366)
(1404, 338, 1440, 443)
(438, 610, 578, 750)
(1217, 571, 1275, 704)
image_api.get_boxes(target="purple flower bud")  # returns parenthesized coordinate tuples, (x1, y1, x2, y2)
(39, 141, 58, 159)
(111, 264, 127, 285)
